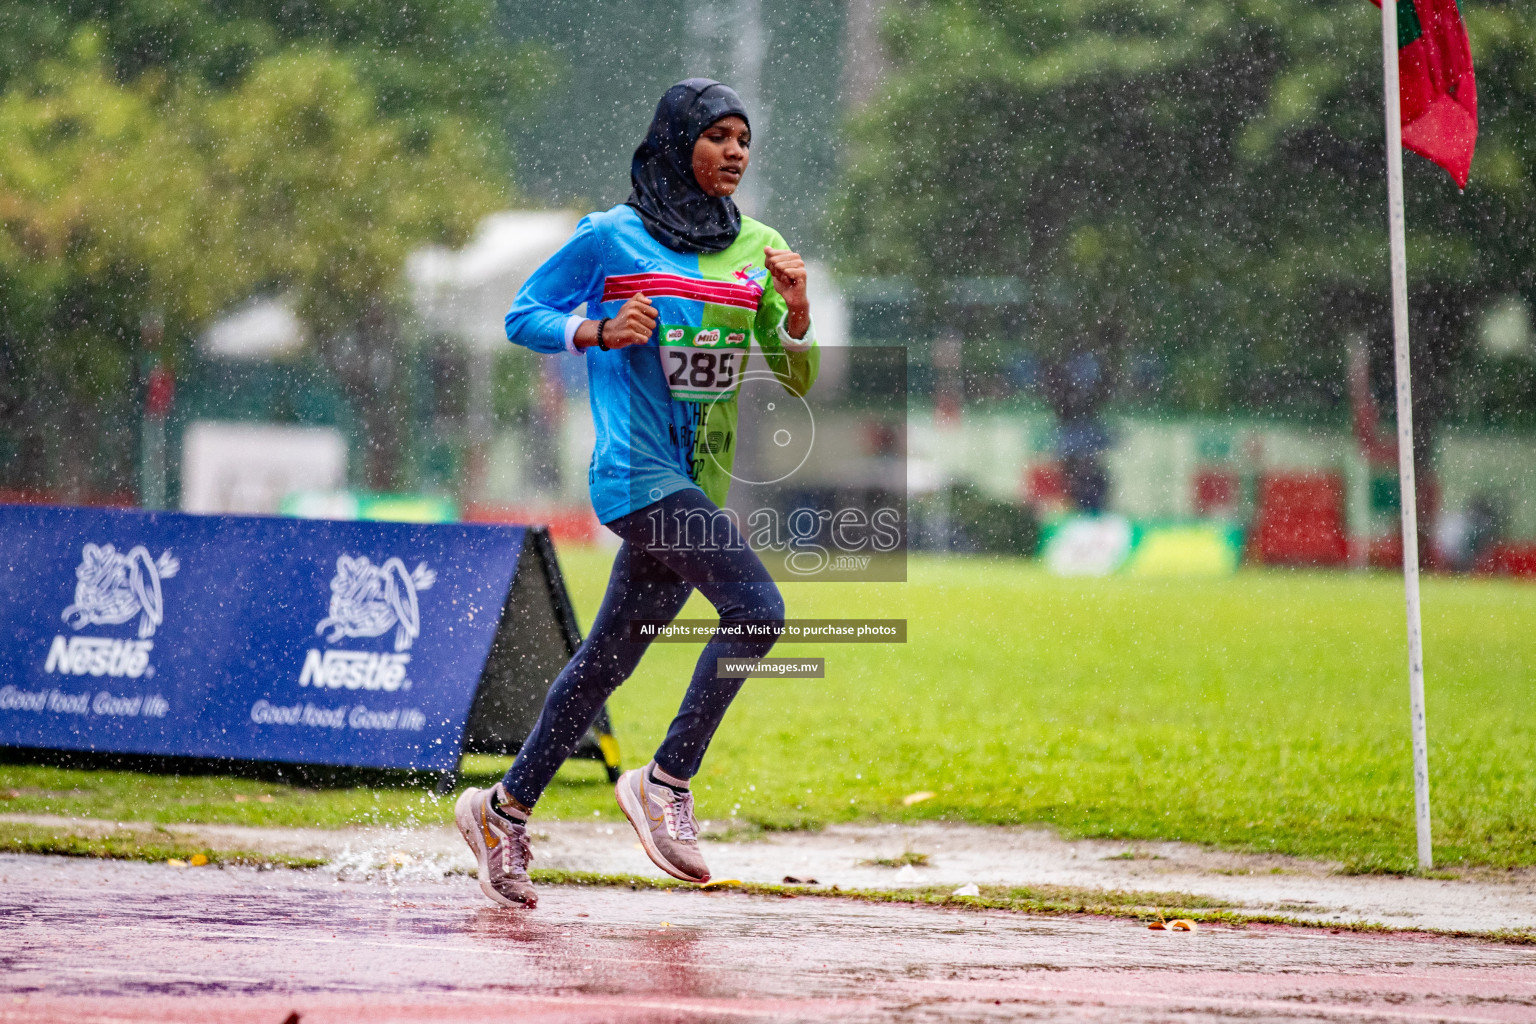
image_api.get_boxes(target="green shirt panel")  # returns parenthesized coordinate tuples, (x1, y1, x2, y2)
(688, 218, 821, 507)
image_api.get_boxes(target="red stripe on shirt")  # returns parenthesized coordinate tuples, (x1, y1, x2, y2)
(602, 272, 761, 311)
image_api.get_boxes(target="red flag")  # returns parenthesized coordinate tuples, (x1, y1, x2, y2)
(1370, 0, 1478, 187)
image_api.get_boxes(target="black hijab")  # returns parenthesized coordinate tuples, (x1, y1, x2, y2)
(625, 78, 750, 254)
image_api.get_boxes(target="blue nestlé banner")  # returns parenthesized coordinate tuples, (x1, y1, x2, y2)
(0, 505, 526, 772)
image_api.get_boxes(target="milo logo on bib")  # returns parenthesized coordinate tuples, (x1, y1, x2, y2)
(659, 325, 750, 402)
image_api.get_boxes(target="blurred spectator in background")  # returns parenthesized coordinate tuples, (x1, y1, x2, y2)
(1467, 494, 1505, 567)
(1437, 492, 1506, 572)
(1043, 349, 1112, 513)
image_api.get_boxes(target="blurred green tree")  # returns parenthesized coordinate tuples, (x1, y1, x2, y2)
(200, 49, 508, 489)
(0, 0, 531, 126)
(834, 0, 1536, 428)
(0, 2, 539, 496)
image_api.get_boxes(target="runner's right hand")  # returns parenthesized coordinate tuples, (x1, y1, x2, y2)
(602, 293, 657, 348)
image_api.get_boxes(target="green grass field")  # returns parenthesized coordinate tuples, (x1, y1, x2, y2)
(4, 549, 1533, 873)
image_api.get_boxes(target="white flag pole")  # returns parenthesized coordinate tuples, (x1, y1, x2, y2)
(1379, 0, 1433, 871)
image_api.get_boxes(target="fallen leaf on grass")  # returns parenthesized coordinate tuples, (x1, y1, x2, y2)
(902, 791, 935, 806)
(166, 859, 188, 868)
(952, 883, 980, 897)
(1169, 919, 1197, 931)
(257, 795, 275, 803)
(189, 854, 209, 867)
(700, 879, 742, 890)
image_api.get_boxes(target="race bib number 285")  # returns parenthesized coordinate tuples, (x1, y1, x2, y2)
(659, 325, 749, 402)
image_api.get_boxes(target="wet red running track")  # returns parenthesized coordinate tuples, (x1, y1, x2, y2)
(3, 854, 1535, 1023)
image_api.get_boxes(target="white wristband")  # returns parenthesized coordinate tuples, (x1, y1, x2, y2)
(563, 315, 584, 354)
(776, 311, 815, 351)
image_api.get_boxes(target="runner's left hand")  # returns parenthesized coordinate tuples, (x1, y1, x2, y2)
(764, 246, 811, 338)
(764, 246, 808, 308)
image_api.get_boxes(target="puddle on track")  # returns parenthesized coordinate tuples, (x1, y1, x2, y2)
(3, 854, 1535, 1023)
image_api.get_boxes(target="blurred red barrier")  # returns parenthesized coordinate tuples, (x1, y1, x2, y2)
(1365, 533, 1404, 569)
(464, 502, 602, 547)
(1248, 472, 1349, 566)
(1475, 544, 1536, 577)
(1193, 469, 1239, 516)
(0, 489, 138, 508)
(1025, 464, 1067, 505)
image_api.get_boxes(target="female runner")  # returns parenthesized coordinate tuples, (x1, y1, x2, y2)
(456, 78, 818, 907)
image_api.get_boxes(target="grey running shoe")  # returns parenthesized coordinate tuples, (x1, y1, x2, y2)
(454, 786, 537, 908)
(614, 764, 710, 883)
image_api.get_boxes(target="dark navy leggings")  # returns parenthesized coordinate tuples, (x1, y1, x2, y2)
(501, 487, 784, 808)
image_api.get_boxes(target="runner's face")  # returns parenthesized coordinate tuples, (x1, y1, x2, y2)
(691, 116, 750, 197)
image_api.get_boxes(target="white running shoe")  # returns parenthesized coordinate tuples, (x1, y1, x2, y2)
(614, 763, 710, 883)
(454, 785, 537, 908)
